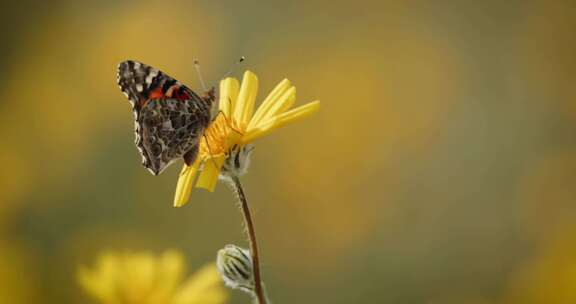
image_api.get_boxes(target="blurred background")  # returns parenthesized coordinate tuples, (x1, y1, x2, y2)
(0, 0, 575, 303)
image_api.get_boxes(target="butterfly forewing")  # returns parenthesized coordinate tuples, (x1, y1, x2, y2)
(117, 60, 214, 175)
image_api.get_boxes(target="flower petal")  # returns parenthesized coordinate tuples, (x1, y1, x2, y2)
(248, 78, 292, 130)
(174, 160, 201, 207)
(172, 263, 228, 304)
(233, 71, 258, 126)
(147, 250, 186, 303)
(219, 78, 240, 117)
(78, 252, 120, 303)
(195, 156, 225, 192)
(119, 252, 156, 302)
(242, 100, 320, 144)
(264, 87, 295, 120)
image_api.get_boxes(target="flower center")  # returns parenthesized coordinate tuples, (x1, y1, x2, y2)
(199, 114, 245, 159)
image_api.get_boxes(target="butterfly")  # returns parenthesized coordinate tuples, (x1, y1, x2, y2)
(117, 60, 215, 175)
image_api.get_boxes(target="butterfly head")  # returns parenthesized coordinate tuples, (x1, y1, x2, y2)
(203, 87, 216, 105)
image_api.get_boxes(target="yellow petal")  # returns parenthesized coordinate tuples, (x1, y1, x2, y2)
(78, 252, 120, 304)
(174, 160, 201, 208)
(233, 71, 258, 126)
(195, 156, 225, 192)
(119, 252, 156, 303)
(147, 250, 185, 303)
(172, 263, 228, 304)
(248, 78, 292, 129)
(223, 127, 244, 149)
(242, 100, 320, 144)
(218, 77, 239, 117)
(261, 87, 295, 121)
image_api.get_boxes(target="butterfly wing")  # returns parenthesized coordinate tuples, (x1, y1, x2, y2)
(117, 60, 212, 175)
(139, 98, 210, 175)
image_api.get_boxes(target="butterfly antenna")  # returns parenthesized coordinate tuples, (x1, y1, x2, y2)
(202, 134, 220, 170)
(193, 58, 208, 91)
(222, 56, 246, 79)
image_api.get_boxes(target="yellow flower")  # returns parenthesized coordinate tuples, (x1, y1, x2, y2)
(174, 70, 320, 207)
(78, 250, 228, 304)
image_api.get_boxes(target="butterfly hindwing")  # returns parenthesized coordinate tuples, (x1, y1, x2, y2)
(117, 60, 214, 175)
(138, 98, 209, 174)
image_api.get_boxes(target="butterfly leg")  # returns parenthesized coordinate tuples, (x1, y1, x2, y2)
(183, 143, 199, 166)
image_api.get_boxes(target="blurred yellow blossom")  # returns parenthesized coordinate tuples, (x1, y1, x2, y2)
(174, 70, 320, 207)
(78, 250, 227, 304)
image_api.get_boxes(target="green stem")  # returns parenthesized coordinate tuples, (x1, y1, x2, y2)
(230, 175, 267, 304)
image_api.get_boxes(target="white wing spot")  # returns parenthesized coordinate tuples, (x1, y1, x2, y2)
(146, 167, 156, 175)
(136, 84, 143, 92)
(145, 70, 158, 84)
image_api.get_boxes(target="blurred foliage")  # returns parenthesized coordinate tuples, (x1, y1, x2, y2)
(0, 0, 575, 303)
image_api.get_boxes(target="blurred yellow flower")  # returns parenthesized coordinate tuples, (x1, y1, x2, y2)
(174, 70, 320, 207)
(78, 250, 228, 304)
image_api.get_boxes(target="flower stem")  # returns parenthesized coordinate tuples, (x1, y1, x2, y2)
(230, 175, 267, 304)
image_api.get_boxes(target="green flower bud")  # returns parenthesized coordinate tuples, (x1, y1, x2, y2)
(216, 244, 254, 294)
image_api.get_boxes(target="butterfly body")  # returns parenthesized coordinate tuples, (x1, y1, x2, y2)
(117, 60, 215, 175)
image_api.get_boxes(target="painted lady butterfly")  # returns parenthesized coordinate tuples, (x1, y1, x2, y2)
(117, 60, 215, 175)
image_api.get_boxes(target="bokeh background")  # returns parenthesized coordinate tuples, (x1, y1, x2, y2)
(1, 0, 575, 303)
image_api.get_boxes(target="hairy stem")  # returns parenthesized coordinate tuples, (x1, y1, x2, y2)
(230, 175, 267, 304)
